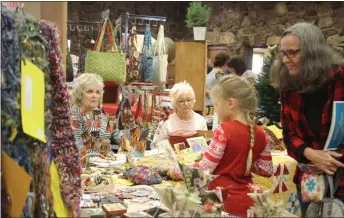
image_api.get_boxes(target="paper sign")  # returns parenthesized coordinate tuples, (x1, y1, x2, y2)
(267, 125, 283, 139)
(2, 151, 32, 217)
(50, 160, 70, 217)
(21, 60, 46, 142)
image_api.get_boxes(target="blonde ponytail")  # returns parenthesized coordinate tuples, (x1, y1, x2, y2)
(245, 111, 256, 176)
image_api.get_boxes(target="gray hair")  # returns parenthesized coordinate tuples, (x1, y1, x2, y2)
(169, 81, 196, 109)
(270, 22, 344, 93)
(71, 73, 104, 106)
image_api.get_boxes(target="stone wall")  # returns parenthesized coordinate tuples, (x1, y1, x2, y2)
(68, 1, 344, 56)
(204, 1, 344, 56)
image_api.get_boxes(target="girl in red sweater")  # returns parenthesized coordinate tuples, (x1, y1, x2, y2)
(194, 75, 273, 216)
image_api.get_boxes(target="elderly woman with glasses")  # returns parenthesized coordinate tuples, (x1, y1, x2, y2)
(270, 22, 344, 217)
(153, 81, 208, 146)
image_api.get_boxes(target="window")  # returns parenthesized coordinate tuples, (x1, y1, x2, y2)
(252, 53, 264, 74)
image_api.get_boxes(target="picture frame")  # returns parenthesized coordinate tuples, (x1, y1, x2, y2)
(186, 136, 208, 152)
(173, 142, 186, 154)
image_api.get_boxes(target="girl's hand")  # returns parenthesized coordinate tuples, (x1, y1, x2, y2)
(304, 148, 344, 175)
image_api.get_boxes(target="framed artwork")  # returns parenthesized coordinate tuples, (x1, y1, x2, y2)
(173, 142, 186, 154)
(186, 137, 208, 152)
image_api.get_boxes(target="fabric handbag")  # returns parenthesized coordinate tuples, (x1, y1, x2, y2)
(127, 25, 141, 83)
(140, 24, 153, 82)
(306, 169, 344, 217)
(85, 19, 126, 83)
(115, 87, 136, 130)
(152, 25, 168, 83)
(301, 171, 326, 202)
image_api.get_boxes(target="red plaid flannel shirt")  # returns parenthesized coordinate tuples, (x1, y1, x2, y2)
(281, 66, 344, 196)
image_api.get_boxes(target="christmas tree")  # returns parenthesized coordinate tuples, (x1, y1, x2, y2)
(255, 45, 281, 125)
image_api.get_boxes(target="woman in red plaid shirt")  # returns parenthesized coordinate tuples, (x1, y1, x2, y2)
(270, 22, 344, 217)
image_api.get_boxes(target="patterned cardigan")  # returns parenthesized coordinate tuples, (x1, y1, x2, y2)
(71, 105, 111, 150)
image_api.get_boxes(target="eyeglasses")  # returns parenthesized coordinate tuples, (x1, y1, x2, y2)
(279, 49, 301, 59)
(177, 98, 194, 104)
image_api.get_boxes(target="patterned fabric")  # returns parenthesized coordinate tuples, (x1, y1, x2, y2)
(127, 25, 140, 83)
(123, 165, 162, 185)
(300, 172, 326, 202)
(198, 126, 227, 172)
(40, 20, 82, 217)
(281, 66, 344, 196)
(252, 155, 300, 217)
(71, 106, 111, 150)
(287, 192, 301, 215)
(140, 24, 153, 82)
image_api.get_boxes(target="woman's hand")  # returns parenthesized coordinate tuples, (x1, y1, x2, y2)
(304, 148, 344, 175)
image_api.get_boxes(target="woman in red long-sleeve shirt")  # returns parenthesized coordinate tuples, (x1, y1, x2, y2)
(270, 22, 344, 217)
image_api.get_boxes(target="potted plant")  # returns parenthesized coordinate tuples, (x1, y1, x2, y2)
(185, 2, 211, 40)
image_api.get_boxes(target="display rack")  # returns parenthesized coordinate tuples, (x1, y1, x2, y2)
(116, 12, 167, 54)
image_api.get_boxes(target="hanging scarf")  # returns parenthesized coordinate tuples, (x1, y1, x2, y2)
(40, 20, 82, 217)
(17, 12, 54, 218)
(1, 9, 21, 217)
(1, 9, 54, 217)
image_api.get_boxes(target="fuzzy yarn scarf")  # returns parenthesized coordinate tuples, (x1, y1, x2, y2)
(40, 20, 82, 217)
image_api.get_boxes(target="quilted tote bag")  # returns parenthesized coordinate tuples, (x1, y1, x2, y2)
(127, 25, 141, 83)
(306, 170, 344, 217)
(301, 171, 326, 202)
(85, 18, 126, 83)
(152, 25, 168, 83)
(140, 24, 153, 82)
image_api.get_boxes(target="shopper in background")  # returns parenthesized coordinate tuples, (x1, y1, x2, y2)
(152, 81, 208, 146)
(206, 52, 230, 107)
(270, 22, 344, 217)
(194, 75, 273, 216)
(227, 55, 258, 86)
(71, 73, 112, 150)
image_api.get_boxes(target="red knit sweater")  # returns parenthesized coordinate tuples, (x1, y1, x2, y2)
(196, 120, 273, 216)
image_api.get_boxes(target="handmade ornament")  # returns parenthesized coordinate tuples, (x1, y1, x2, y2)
(134, 138, 146, 158)
(130, 129, 141, 147)
(119, 134, 131, 152)
(246, 183, 298, 217)
(92, 109, 102, 129)
(100, 139, 111, 156)
(106, 115, 116, 133)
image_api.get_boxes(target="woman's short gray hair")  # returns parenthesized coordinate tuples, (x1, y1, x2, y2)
(169, 81, 196, 109)
(270, 22, 344, 92)
(71, 73, 104, 106)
